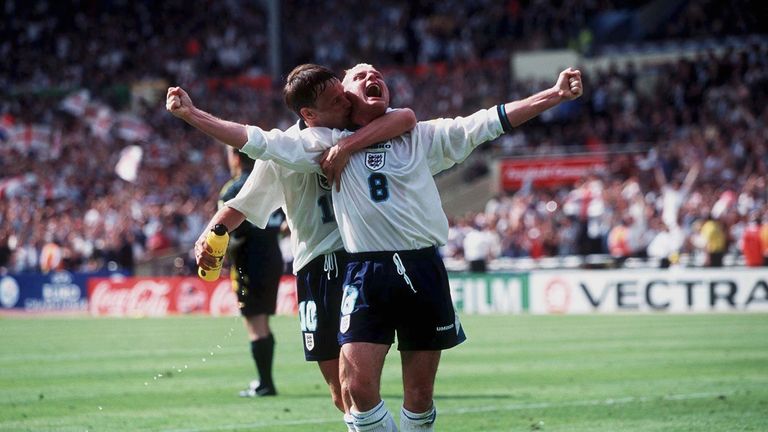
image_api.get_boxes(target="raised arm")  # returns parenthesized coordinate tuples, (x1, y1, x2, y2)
(501, 68, 582, 128)
(654, 163, 668, 188)
(166, 86, 248, 148)
(426, 68, 584, 175)
(320, 108, 417, 190)
(681, 161, 700, 192)
(240, 126, 333, 173)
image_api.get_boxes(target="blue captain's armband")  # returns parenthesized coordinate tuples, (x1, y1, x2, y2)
(497, 104, 514, 134)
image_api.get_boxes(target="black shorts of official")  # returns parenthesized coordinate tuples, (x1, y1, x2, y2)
(338, 247, 466, 351)
(230, 243, 282, 317)
(295, 250, 348, 362)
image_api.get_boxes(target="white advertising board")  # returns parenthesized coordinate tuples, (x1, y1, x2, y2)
(529, 269, 768, 314)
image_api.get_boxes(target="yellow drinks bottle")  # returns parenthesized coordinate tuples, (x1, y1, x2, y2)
(198, 224, 229, 281)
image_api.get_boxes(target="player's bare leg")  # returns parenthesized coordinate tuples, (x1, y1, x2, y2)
(317, 358, 356, 432)
(240, 314, 277, 397)
(400, 350, 440, 431)
(317, 358, 346, 412)
(342, 342, 397, 431)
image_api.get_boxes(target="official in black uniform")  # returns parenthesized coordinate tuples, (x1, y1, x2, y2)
(220, 147, 285, 397)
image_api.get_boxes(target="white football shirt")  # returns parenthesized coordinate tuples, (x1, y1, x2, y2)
(240, 107, 503, 253)
(226, 122, 344, 273)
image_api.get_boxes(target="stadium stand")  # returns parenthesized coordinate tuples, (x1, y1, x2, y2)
(1, 0, 767, 274)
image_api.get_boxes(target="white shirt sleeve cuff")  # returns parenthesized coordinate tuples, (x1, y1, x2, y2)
(240, 125, 266, 159)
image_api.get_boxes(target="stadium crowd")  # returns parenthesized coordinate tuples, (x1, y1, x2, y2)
(1, 1, 767, 274)
(444, 38, 768, 268)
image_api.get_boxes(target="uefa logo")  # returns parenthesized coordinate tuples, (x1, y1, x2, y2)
(0, 276, 20, 309)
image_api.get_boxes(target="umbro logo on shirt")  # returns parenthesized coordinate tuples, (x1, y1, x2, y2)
(367, 143, 392, 150)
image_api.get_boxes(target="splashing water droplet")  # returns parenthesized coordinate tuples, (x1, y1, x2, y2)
(177, 369, 182, 373)
(98, 406, 103, 411)
(158, 374, 163, 378)
(144, 382, 148, 386)
(184, 365, 188, 369)
(210, 352, 214, 356)
(216, 345, 222, 349)
(153, 377, 157, 380)
(202, 358, 206, 362)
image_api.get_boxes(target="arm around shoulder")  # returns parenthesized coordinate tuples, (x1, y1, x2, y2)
(321, 108, 417, 189)
(337, 108, 416, 154)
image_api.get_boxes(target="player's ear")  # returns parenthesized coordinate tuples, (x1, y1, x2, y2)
(300, 107, 316, 121)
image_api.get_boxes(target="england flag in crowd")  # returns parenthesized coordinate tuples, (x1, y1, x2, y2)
(85, 103, 115, 141)
(9, 124, 51, 152)
(116, 113, 152, 142)
(60, 89, 91, 117)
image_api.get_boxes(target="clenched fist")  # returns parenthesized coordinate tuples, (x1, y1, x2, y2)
(166, 87, 195, 120)
(556, 68, 583, 100)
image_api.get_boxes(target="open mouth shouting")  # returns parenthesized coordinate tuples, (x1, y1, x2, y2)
(365, 83, 382, 98)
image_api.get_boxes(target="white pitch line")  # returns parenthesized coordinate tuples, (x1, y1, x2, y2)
(160, 391, 730, 432)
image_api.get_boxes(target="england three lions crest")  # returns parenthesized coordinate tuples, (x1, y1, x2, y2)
(304, 333, 315, 351)
(365, 152, 386, 171)
(317, 174, 332, 191)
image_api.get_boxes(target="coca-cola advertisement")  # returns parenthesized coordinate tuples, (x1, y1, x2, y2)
(88, 276, 298, 317)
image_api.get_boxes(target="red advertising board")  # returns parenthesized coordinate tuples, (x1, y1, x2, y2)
(87, 275, 298, 317)
(498, 155, 607, 189)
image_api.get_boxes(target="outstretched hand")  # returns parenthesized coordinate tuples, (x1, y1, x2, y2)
(319, 144, 351, 192)
(166, 87, 195, 120)
(556, 68, 583, 100)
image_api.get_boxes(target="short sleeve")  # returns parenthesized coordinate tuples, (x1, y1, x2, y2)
(225, 160, 286, 229)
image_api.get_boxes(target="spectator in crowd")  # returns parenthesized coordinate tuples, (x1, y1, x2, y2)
(1, 1, 767, 273)
(462, 217, 501, 273)
(39, 235, 63, 273)
(761, 215, 768, 266)
(698, 213, 728, 267)
(563, 175, 606, 256)
(607, 215, 635, 266)
(0, 229, 10, 272)
(741, 213, 764, 267)
(655, 159, 700, 231)
(646, 218, 670, 268)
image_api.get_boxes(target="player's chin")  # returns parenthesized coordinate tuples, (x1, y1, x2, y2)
(364, 98, 388, 110)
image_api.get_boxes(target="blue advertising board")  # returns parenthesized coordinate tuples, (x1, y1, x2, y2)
(0, 271, 123, 312)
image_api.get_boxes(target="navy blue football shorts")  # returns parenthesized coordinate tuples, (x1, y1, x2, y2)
(295, 250, 348, 362)
(338, 246, 466, 351)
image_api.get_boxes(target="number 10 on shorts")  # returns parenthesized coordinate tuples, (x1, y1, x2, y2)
(298, 301, 317, 332)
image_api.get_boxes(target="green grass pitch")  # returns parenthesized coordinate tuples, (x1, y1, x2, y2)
(1, 313, 766, 431)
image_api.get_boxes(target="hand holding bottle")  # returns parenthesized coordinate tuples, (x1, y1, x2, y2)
(197, 224, 229, 281)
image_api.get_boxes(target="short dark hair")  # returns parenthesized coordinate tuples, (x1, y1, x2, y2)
(230, 146, 254, 170)
(283, 64, 339, 118)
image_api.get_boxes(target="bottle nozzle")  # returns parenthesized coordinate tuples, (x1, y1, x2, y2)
(212, 224, 227, 236)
